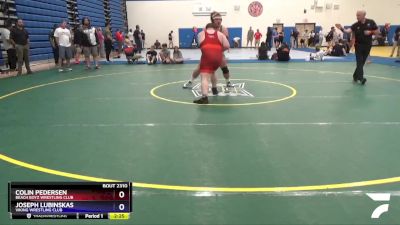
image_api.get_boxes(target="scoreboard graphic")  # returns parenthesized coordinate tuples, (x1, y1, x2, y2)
(8, 182, 132, 220)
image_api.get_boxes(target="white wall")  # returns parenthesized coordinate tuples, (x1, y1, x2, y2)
(127, 0, 400, 48)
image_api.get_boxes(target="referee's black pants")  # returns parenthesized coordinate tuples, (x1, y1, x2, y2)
(353, 44, 372, 81)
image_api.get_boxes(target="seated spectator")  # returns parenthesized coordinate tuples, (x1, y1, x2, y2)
(310, 46, 326, 61)
(257, 42, 269, 60)
(146, 45, 157, 65)
(271, 42, 290, 61)
(159, 43, 172, 64)
(172, 46, 184, 64)
(328, 40, 347, 57)
(233, 37, 241, 48)
(124, 35, 141, 64)
(154, 40, 161, 49)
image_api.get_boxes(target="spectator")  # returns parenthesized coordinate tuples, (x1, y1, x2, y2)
(328, 40, 347, 57)
(390, 27, 400, 57)
(115, 29, 124, 58)
(54, 20, 72, 72)
(233, 37, 241, 48)
(271, 42, 290, 61)
(313, 30, 320, 46)
(124, 35, 141, 64)
(272, 27, 279, 47)
(257, 41, 268, 60)
(103, 22, 113, 62)
(318, 28, 324, 46)
(128, 28, 134, 43)
(140, 29, 145, 48)
(192, 26, 199, 48)
(168, 31, 174, 48)
(254, 29, 262, 48)
(49, 24, 59, 65)
(325, 27, 335, 48)
(133, 25, 142, 53)
(310, 46, 326, 61)
(159, 43, 171, 64)
(1, 20, 17, 71)
(154, 40, 161, 49)
(378, 23, 390, 46)
(10, 19, 32, 76)
(332, 27, 343, 45)
(146, 45, 157, 65)
(300, 30, 309, 48)
(290, 28, 299, 48)
(266, 27, 273, 50)
(73, 25, 83, 64)
(97, 27, 105, 58)
(81, 17, 100, 69)
(247, 27, 254, 47)
(309, 30, 315, 47)
(278, 31, 284, 46)
(172, 46, 184, 64)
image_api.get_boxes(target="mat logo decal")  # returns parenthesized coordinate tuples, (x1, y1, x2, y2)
(192, 83, 254, 97)
(367, 193, 391, 219)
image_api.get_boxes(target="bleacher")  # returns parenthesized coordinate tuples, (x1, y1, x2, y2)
(15, 0, 68, 61)
(76, 0, 105, 28)
(0, 0, 128, 64)
(109, 0, 125, 34)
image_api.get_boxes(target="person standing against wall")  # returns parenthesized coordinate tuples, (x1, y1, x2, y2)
(49, 24, 59, 66)
(133, 25, 142, 53)
(115, 29, 124, 58)
(254, 29, 262, 48)
(128, 28, 134, 43)
(390, 27, 400, 58)
(140, 29, 146, 49)
(168, 31, 174, 48)
(247, 27, 254, 48)
(73, 24, 83, 64)
(10, 19, 32, 76)
(318, 28, 324, 46)
(54, 20, 72, 72)
(81, 17, 100, 69)
(104, 22, 113, 62)
(266, 27, 272, 50)
(1, 20, 17, 72)
(290, 28, 299, 48)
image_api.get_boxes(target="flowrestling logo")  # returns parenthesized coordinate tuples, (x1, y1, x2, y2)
(367, 193, 391, 219)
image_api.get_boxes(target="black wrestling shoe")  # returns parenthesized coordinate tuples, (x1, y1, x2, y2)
(193, 96, 209, 104)
(361, 78, 367, 85)
(212, 87, 218, 95)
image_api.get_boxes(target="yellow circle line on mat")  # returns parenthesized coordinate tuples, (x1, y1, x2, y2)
(1, 153, 400, 192)
(150, 79, 297, 106)
(1, 70, 400, 192)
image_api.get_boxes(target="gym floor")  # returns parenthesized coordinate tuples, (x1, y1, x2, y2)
(0, 58, 400, 224)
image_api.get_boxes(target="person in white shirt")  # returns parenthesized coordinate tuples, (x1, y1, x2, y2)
(128, 29, 134, 43)
(81, 17, 100, 69)
(1, 21, 17, 71)
(54, 20, 72, 72)
(318, 28, 324, 46)
(332, 28, 343, 45)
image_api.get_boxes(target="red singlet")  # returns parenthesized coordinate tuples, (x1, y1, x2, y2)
(199, 30, 223, 73)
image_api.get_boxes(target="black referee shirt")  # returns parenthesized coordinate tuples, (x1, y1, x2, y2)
(351, 19, 378, 45)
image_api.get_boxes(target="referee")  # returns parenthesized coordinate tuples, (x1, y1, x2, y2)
(340, 10, 380, 85)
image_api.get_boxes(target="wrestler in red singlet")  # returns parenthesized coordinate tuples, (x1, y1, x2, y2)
(199, 30, 223, 74)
